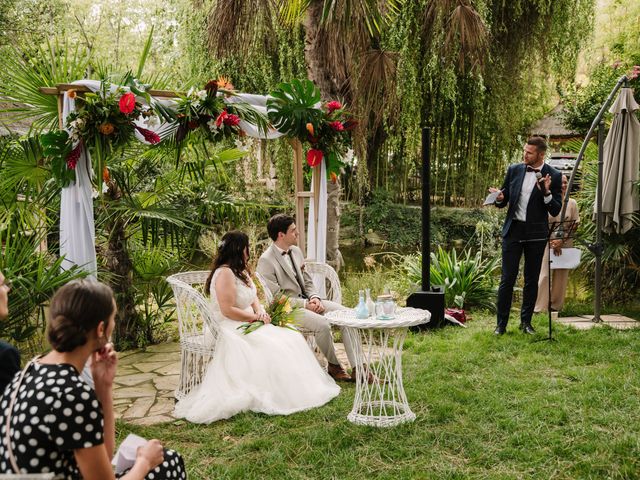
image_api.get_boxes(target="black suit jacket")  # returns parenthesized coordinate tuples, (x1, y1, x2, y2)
(495, 163, 562, 238)
(0, 341, 20, 394)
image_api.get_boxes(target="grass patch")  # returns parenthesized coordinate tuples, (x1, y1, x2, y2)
(119, 313, 640, 479)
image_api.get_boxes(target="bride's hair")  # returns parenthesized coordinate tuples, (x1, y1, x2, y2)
(205, 231, 251, 294)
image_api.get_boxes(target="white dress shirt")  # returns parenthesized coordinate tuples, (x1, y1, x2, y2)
(514, 166, 552, 222)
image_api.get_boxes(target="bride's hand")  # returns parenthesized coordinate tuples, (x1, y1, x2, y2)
(255, 311, 271, 324)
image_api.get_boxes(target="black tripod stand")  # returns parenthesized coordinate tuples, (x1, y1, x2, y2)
(537, 219, 579, 342)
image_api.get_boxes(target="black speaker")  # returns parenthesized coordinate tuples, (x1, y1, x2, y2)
(407, 285, 445, 330)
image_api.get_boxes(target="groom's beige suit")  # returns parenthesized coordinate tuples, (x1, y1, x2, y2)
(256, 244, 356, 368)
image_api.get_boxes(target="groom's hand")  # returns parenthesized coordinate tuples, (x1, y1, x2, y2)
(307, 298, 325, 314)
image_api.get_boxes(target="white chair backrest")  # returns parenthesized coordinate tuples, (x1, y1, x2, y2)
(304, 261, 342, 304)
(167, 271, 220, 346)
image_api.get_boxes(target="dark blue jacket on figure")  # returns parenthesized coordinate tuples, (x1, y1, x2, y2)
(495, 162, 563, 238)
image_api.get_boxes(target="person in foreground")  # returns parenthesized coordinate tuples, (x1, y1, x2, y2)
(256, 214, 360, 382)
(489, 136, 562, 335)
(534, 174, 580, 313)
(0, 280, 186, 479)
(173, 231, 339, 424)
(0, 270, 20, 393)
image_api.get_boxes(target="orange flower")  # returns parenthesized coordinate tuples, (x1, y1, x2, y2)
(67, 89, 77, 99)
(216, 76, 234, 91)
(330, 171, 338, 183)
(99, 123, 115, 135)
(306, 123, 315, 136)
(103, 167, 110, 183)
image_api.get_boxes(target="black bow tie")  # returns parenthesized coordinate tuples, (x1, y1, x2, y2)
(281, 250, 290, 256)
(526, 166, 541, 173)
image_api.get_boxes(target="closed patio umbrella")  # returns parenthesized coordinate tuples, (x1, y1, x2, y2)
(599, 87, 640, 234)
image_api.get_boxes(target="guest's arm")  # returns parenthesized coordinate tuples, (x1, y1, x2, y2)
(91, 343, 118, 459)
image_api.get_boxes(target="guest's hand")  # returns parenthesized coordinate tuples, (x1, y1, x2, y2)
(551, 240, 563, 256)
(92, 343, 118, 397)
(542, 174, 552, 193)
(489, 187, 504, 203)
(137, 439, 164, 472)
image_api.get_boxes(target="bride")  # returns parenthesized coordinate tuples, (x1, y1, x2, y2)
(174, 231, 340, 423)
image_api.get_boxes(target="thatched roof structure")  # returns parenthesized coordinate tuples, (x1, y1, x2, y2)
(530, 104, 579, 139)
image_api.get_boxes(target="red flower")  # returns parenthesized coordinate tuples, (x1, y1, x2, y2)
(215, 110, 229, 127)
(66, 142, 82, 170)
(119, 92, 136, 115)
(223, 113, 241, 127)
(188, 119, 199, 130)
(135, 126, 161, 145)
(326, 101, 342, 112)
(329, 121, 344, 132)
(307, 149, 323, 167)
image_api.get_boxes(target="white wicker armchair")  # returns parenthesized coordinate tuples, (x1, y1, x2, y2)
(304, 261, 342, 304)
(166, 271, 219, 400)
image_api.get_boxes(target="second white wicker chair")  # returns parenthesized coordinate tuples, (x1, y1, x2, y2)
(166, 271, 219, 400)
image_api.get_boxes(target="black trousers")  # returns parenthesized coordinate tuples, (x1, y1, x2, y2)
(496, 220, 547, 329)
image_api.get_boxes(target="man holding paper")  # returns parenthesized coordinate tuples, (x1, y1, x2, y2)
(488, 136, 562, 335)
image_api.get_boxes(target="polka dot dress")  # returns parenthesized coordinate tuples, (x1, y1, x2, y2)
(0, 363, 187, 479)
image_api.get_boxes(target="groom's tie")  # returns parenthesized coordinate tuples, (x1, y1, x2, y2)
(284, 250, 308, 299)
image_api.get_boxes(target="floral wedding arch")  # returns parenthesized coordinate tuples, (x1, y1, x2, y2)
(39, 77, 355, 277)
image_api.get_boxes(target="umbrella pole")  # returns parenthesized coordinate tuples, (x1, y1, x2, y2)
(593, 121, 605, 323)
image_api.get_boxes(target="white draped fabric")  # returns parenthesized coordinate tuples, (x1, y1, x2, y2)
(58, 81, 323, 276)
(306, 161, 328, 296)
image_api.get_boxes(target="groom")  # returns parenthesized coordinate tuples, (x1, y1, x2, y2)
(257, 214, 356, 382)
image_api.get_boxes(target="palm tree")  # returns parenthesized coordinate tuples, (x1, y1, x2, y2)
(204, 0, 489, 266)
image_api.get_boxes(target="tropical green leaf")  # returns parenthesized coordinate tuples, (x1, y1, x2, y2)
(267, 79, 323, 138)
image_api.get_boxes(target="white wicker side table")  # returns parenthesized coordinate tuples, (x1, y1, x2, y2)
(326, 308, 430, 427)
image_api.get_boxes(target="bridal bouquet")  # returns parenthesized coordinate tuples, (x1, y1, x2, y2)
(237, 293, 300, 335)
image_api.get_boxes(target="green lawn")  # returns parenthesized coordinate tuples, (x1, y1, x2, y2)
(120, 314, 640, 479)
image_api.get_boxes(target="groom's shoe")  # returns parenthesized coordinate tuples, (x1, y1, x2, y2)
(351, 364, 378, 385)
(327, 363, 351, 382)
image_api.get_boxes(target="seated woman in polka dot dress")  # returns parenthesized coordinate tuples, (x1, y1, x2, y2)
(0, 280, 187, 479)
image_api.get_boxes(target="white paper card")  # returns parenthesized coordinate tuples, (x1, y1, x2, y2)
(549, 247, 582, 270)
(112, 433, 147, 474)
(483, 191, 501, 206)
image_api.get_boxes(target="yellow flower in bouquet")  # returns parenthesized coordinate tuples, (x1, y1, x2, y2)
(237, 292, 300, 334)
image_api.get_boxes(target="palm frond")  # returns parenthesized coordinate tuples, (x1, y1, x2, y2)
(0, 39, 91, 132)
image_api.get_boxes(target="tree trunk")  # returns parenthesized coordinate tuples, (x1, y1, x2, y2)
(302, 0, 351, 270)
(103, 185, 140, 349)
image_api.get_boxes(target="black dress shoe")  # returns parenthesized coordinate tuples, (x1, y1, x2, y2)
(520, 324, 536, 335)
(494, 327, 506, 335)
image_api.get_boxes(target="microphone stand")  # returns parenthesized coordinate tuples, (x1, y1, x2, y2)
(538, 219, 579, 342)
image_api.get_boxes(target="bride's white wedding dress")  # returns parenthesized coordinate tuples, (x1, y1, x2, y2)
(174, 267, 340, 423)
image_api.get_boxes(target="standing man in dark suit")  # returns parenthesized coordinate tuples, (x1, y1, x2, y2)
(489, 137, 562, 335)
(0, 270, 20, 392)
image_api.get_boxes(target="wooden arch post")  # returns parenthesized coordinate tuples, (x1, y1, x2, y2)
(289, 139, 321, 259)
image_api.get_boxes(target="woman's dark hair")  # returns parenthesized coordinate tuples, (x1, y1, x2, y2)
(48, 280, 115, 353)
(267, 214, 295, 241)
(205, 231, 251, 294)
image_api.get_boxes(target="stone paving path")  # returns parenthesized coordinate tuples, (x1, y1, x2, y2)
(555, 313, 639, 330)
